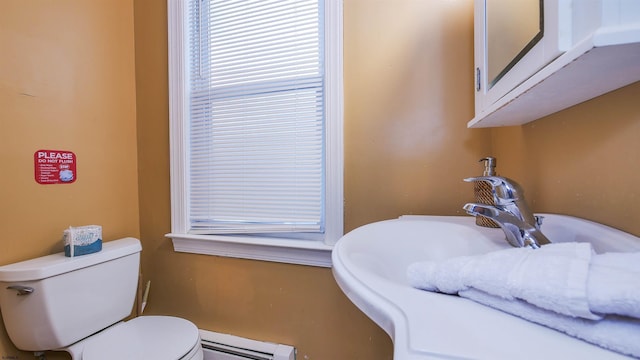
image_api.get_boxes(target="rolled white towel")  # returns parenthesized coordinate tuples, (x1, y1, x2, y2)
(406, 255, 470, 294)
(407, 246, 531, 298)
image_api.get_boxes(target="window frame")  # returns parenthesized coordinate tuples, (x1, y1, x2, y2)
(166, 0, 343, 267)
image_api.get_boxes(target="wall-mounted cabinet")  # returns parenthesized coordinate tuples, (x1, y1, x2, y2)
(470, 0, 640, 128)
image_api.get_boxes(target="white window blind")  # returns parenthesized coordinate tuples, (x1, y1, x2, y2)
(187, 0, 326, 235)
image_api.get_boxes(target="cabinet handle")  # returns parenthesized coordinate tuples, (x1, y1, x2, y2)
(476, 67, 481, 91)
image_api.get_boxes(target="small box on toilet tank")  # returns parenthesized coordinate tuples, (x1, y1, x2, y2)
(63, 225, 102, 257)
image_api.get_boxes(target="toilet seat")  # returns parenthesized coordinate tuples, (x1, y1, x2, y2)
(81, 316, 202, 360)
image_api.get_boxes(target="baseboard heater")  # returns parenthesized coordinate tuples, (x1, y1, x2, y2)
(200, 329, 296, 360)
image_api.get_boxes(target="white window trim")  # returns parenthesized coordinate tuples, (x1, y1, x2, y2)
(166, 0, 343, 268)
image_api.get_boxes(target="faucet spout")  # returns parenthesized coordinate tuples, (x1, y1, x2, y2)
(463, 203, 548, 248)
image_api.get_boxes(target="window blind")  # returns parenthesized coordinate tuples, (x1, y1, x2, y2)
(187, 0, 325, 234)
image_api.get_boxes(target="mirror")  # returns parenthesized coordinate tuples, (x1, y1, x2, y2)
(486, 0, 542, 88)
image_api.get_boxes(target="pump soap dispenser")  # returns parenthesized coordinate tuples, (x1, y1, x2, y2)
(473, 157, 500, 228)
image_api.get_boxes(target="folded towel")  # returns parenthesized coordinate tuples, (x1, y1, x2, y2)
(407, 242, 601, 319)
(461, 288, 640, 358)
(588, 252, 640, 319)
(407, 243, 640, 357)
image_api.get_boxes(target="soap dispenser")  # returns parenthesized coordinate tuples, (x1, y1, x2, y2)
(473, 157, 500, 228)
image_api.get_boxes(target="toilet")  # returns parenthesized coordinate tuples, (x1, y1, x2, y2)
(0, 237, 203, 360)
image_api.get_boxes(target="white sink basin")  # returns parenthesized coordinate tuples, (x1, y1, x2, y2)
(332, 214, 640, 359)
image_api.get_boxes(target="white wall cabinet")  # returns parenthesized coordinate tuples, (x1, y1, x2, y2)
(470, 0, 640, 128)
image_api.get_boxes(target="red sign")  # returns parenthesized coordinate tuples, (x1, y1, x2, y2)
(34, 150, 77, 184)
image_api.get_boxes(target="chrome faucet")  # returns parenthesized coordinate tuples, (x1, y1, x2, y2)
(463, 176, 551, 249)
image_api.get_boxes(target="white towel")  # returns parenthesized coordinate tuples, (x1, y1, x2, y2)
(461, 288, 640, 358)
(588, 252, 640, 319)
(407, 243, 640, 358)
(407, 242, 601, 319)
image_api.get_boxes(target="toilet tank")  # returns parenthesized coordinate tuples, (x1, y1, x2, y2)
(0, 237, 142, 351)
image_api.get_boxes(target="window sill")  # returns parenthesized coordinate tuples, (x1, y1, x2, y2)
(166, 233, 334, 268)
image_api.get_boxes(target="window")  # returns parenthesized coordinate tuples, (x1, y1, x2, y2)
(167, 0, 343, 267)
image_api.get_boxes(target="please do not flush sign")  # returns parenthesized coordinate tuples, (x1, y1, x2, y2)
(34, 150, 77, 184)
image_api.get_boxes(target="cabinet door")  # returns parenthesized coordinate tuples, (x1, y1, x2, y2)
(474, 0, 568, 116)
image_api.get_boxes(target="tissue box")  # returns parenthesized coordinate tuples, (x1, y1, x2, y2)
(63, 225, 102, 257)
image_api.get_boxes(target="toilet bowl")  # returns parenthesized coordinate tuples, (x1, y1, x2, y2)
(0, 237, 204, 360)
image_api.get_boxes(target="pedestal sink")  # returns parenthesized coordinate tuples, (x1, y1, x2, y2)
(332, 214, 640, 359)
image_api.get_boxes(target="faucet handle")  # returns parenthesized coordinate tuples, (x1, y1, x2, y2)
(464, 176, 524, 205)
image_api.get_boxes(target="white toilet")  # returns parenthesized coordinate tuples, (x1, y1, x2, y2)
(0, 237, 203, 360)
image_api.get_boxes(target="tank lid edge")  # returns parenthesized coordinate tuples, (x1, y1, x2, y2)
(0, 237, 142, 282)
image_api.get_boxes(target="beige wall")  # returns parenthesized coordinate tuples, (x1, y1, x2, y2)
(1, 0, 639, 359)
(0, 1, 139, 359)
(344, 0, 490, 230)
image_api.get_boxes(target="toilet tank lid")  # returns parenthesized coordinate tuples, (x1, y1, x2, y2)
(0, 237, 142, 282)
